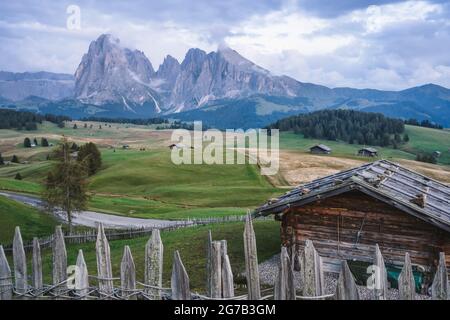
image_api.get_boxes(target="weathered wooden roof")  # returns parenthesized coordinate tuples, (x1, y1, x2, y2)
(310, 144, 331, 152)
(254, 160, 450, 232)
(359, 147, 378, 153)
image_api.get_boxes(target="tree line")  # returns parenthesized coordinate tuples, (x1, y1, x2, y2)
(80, 116, 169, 125)
(267, 110, 406, 147)
(404, 118, 443, 130)
(23, 137, 50, 148)
(0, 109, 71, 130)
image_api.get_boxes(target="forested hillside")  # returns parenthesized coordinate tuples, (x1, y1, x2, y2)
(267, 110, 405, 147)
(0, 109, 71, 130)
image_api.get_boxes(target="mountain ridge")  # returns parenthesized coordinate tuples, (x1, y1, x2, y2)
(1, 33, 450, 127)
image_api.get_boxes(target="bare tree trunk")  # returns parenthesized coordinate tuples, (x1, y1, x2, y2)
(67, 207, 72, 235)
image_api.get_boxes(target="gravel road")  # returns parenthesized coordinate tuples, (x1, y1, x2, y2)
(0, 191, 192, 229)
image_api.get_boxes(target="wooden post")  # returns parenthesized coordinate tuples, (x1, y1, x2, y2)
(75, 249, 89, 299)
(52, 226, 67, 295)
(210, 241, 222, 298)
(372, 244, 388, 300)
(220, 240, 228, 256)
(220, 239, 234, 298)
(243, 212, 261, 300)
(432, 252, 448, 300)
(32, 238, 43, 293)
(274, 246, 295, 300)
(206, 230, 212, 297)
(301, 239, 324, 297)
(96, 223, 113, 297)
(13, 226, 27, 295)
(145, 229, 163, 300)
(171, 250, 190, 300)
(222, 253, 235, 298)
(0, 245, 13, 300)
(336, 260, 359, 300)
(120, 246, 136, 300)
(398, 253, 416, 300)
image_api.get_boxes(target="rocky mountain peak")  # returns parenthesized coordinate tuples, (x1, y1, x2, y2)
(74, 34, 160, 114)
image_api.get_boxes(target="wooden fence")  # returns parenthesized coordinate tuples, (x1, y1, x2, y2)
(0, 213, 448, 300)
(2, 214, 269, 253)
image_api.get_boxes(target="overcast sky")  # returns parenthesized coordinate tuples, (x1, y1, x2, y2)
(0, 0, 449, 90)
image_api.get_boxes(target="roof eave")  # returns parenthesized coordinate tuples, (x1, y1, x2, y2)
(253, 177, 450, 232)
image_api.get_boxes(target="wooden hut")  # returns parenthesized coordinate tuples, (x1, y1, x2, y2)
(358, 147, 378, 157)
(254, 160, 450, 281)
(310, 144, 331, 154)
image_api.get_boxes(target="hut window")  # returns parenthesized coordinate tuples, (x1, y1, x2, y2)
(286, 226, 293, 235)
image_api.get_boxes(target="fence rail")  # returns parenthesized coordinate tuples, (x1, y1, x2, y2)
(2, 215, 271, 253)
(0, 212, 448, 300)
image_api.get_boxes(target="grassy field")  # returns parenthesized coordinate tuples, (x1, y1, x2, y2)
(279, 132, 416, 161)
(0, 147, 281, 219)
(0, 195, 58, 244)
(90, 149, 279, 207)
(6, 220, 280, 291)
(0, 121, 449, 221)
(279, 125, 450, 165)
(0, 178, 42, 194)
(401, 126, 450, 165)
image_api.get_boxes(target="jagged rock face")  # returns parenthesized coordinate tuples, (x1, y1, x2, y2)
(73, 35, 311, 113)
(74, 34, 161, 113)
(169, 47, 304, 112)
(155, 55, 181, 91)
(0, 71, 74, 101)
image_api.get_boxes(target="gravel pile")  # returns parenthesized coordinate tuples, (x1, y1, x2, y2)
(258, 254, 431, 300)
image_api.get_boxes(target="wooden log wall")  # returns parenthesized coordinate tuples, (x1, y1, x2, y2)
(281, 191, 450, 270)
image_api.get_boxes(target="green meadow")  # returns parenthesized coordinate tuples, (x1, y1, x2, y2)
(0, 121, 449, 223)
(0, 195, 58, 243)
(279, 125, 450, 165)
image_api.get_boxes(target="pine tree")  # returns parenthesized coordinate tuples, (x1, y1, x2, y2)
(73, 123, 78, 129)
(11, 155, 19, 163)
(33, 138, 38, 146)
(0, 153, 4, 165)
(41, 137, 49, 147)
(77, 142, 102, 176)
(43, 137, 89, 234)
(71, 143, 79, 151)
(403, 134, 410, 143)
(14, 172, 22, 180)
(24, 137, 31, 148)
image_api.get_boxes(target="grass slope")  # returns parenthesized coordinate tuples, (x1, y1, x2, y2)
(0, 195, 58, 244)
(400, 126, 450, 165)
(0, 148, 281, 219)
(279, 125, 450, 165)
(279, 132, 415, 160)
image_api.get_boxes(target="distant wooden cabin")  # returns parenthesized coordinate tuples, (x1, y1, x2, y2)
(433, 151, 442, 158)
(358, 147, 378, 157)
(310, 144, 331, 154)
(254, 160, 450, 288)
